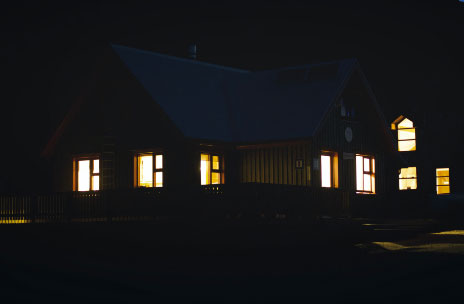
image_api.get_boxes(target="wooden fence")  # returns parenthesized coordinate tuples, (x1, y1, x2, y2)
(0, 184, 356, 224)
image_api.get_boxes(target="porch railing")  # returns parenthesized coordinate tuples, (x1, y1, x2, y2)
(0, 184, 355, 224)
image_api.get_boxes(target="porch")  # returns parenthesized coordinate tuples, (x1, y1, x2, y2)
(0, 184, 378, 224)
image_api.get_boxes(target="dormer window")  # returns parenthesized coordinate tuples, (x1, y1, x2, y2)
(391, 116, 416, 151)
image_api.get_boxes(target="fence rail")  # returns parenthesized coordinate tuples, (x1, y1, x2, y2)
(0, 184, 358, 224)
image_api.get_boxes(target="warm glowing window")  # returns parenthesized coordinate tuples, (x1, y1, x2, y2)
(392, 117, 416, 151)
(135, 153, 163, 188)
(74, 157, 99, 191)
(201, 153, 223, 185)
(356, 155, 375, 194)
(399, 167, 417, 190)
(436, 168, 450, 195)
(320, 152, 338, 188)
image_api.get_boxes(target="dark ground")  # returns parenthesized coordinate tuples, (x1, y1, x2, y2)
(1, 217, 464, 303)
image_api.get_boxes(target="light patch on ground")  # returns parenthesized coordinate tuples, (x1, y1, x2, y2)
(372, 242, 464, 254)
(363, 230, 464, 255)
(431, 230, 464, 236)
(0, 219, 31, 224)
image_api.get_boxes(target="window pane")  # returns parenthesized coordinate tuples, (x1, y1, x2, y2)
(356, 155, 363, 191)
(372, 158, 375, 173)
(321, 155, 331, 188)
(93, 159, 99, 174)
(139, 155, 153, 187)
(363, 157, 370, 172)
(399, 178, 417, 190)
(436, 168, 449, 177)
(437, 186, 450, 195)
(155, 154, 163, 169)
(400, 167, 417, 179)
(398, 140, 416, 151)
(155, 172, 163, 187)
(212, 172, 220, 185)
(92, 175, 99, 191)
(436, 176, 450, 186)
(363, 174, 371, 192)
(212, 155, 220, 170)
(201, 154, 210, 185)
(78, 160, 90, 191)
(398, 129, 416, 140)
(398, 118, 414, 129)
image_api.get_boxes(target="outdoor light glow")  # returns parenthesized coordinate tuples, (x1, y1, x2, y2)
(321, 155, 331, 187)
(432, 230, 464, 236)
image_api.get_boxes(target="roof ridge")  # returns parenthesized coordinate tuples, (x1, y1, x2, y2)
(255, 58, 358, 73)
(111, 44, 250, 74)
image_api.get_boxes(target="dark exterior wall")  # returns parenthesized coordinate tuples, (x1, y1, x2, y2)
(239, 142, 311, 186)
(390, 111, 464, 204)
(311, 100, 389, 195)
(50, 47, 186, 192)
(237, 69, 392, 195)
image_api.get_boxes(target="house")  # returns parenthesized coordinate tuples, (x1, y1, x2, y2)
(40, 44, 399, 215)
(390, 110, 464, 214)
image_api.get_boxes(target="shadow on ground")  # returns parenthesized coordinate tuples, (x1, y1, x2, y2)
(1, 218, 463, 303)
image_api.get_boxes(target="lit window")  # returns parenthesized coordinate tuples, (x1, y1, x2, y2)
(399, 167, 417, 190)
(135, 153, 163, 188)
(392, 116, 416, 151)
(356, 155, 375, 194)
(74, 157, 99, 191)
(436, 168, 450, 195)
(320, 152, 338, 188)
(201, 153, 223, 185)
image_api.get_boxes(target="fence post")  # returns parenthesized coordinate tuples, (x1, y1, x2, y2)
(65, 192, 73, 223)
(105, 191, 112, 223)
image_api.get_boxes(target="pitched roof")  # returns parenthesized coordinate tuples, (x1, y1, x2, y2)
(112, 44, 357, 142)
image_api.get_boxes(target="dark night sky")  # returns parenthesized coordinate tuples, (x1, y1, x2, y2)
(1, 0, 463, 191)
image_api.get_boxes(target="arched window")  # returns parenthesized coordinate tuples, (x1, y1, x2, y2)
(391, 116, 416, 151)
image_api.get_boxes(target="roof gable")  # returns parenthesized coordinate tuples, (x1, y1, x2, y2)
(112, 44, 249, 141)
(113, 44, 357, 143)
(229, 60, 356, 142)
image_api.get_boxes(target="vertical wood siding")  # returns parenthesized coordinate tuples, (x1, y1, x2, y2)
(239, 142, 311, 186)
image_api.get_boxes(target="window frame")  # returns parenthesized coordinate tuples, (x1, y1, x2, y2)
(73, 155, 100, 192)
(399, 167, 417, 191)
(134, 151, 164, 188)
(436, 168, 450, 195)
(392, 116, 416, 152)
(320, 151, 338, 188)
(356, 154, 375, 194)
(200, 152, 224, 185)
